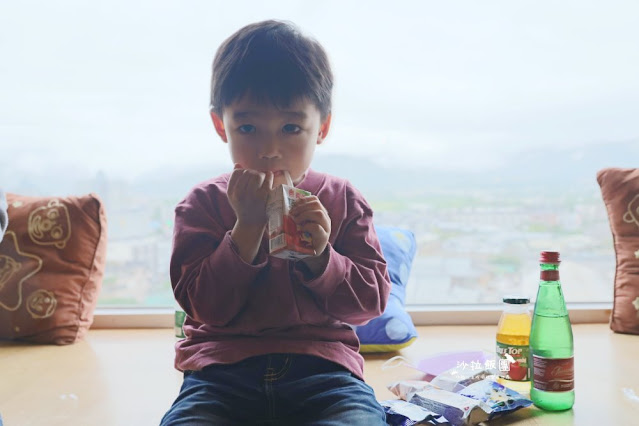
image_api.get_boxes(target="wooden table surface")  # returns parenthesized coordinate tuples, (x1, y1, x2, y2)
(1, 324, 637, 425)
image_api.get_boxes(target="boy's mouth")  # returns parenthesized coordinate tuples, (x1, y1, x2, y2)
(269, 170, 294, 187)
(269, 170, 289, 178)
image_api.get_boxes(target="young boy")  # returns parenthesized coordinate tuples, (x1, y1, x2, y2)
(161, 20, 391, 425)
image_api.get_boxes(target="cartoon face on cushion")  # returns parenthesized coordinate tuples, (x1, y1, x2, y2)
(26, 289, 58, 319)
(623, 194, 639, 228)
(28, 200, 71, 249)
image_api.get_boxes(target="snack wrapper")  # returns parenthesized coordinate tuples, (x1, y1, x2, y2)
(430, 367, 495, 393)
(388, 378, 532, 426)
(266, 171, 315, 260)
(381, 399, 450, 425)
(458, 379, 532, 420)
(388, 381, 490, 426)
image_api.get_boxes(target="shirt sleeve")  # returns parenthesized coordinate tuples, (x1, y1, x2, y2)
(169, 184, 268, 327)
(291, 186, 391, 326)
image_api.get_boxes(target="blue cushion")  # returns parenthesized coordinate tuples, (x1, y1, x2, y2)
(356, 226, 418, 352)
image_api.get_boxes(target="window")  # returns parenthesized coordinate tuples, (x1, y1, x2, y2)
(3, 1, 637, 309)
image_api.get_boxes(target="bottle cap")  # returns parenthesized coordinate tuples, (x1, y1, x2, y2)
(540, 251, 560, 264)
(503, 296, 530, 304)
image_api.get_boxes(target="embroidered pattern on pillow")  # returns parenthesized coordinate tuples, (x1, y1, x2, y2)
(0, 193, 107, 344)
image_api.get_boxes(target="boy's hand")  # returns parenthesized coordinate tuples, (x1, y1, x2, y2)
(289, 195, 331, 274)
(227, 164, 274, 227)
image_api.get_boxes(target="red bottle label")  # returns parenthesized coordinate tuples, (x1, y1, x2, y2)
(532, 355, 574, 392)
(540, 270, 559, 281)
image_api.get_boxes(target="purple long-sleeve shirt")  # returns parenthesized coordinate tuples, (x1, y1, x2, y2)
(170, 168, 391, 379)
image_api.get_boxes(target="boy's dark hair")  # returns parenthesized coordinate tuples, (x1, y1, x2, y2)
(210, 20, 333, 120)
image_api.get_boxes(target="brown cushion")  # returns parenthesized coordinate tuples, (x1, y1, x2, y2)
(0, 193, 107, 344)
(597, 168, 639, 335)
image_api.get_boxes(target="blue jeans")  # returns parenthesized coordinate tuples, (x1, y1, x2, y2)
(160, 354, 386, 425)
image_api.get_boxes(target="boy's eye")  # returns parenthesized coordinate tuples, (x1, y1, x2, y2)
(282, 124, 301, 134)
(238, 124, 255, 134)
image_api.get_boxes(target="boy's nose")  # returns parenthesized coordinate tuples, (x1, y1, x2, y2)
(259, 137, 282, 159)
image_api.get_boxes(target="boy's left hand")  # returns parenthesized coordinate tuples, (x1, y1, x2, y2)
(289, 195, 331, 259)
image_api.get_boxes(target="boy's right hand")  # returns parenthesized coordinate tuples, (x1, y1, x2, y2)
(227, 164, 274, 227)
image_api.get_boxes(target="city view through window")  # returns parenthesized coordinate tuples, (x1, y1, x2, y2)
(2, 2, 638, 307)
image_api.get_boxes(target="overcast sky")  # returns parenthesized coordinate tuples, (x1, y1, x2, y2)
(1, 0, 638, 179)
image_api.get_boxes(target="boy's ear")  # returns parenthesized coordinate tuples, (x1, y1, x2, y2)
(317, 113, 332, 145)
(210, 111, 228, 142)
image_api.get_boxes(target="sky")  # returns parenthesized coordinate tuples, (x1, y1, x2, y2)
(1, 0, 638, 180)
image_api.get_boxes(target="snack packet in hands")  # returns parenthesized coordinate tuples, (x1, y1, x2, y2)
(266, 171, 315, 260)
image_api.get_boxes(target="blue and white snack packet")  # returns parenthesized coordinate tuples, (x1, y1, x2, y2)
(381, 399, 450, 425)
(457, 379, 532, 420)
(388, 378, 532, 425)
(388, 381, 489, 426)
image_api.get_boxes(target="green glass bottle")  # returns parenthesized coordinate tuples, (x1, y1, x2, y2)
(174, 301, 186, 339)
(529, 251, 575, 411)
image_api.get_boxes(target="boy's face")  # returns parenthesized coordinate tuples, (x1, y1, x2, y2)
(211, 96, 331, 186)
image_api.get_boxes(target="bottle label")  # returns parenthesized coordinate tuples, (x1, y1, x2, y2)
(532, 355, 574, 392)
(540, 270, 559, 281)
(496, 342, 530, 381)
